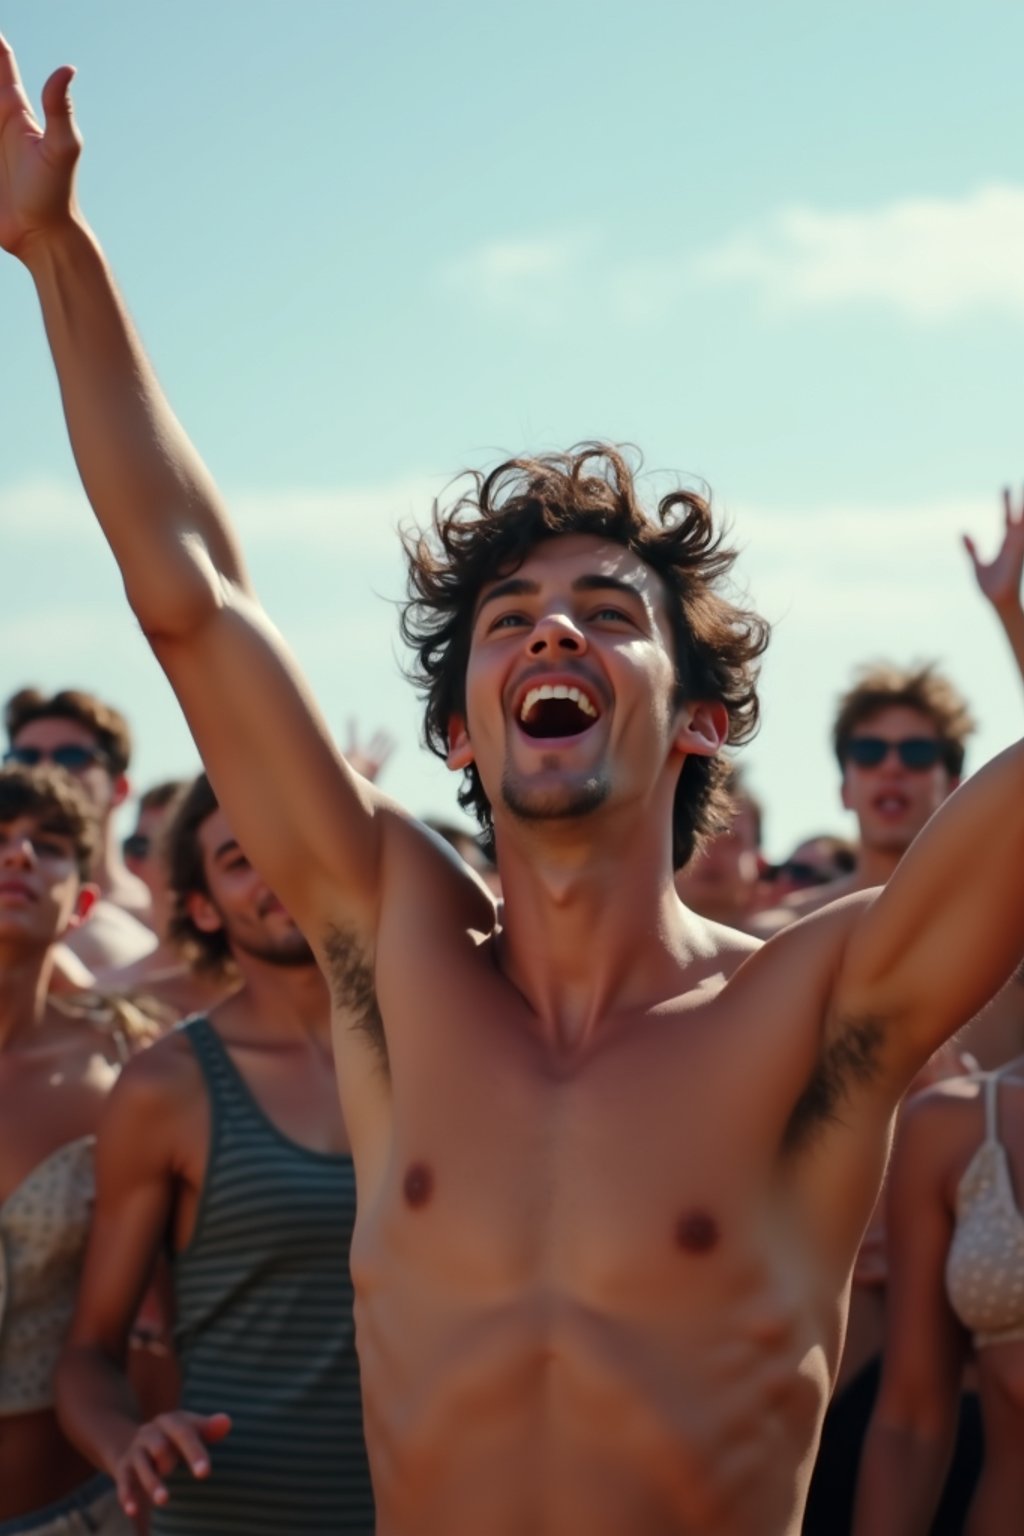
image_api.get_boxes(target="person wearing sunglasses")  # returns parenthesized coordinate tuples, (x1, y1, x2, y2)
(3, 689, 157, 975)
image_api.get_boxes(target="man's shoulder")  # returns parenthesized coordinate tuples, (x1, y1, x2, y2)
(108, 1021, 203, 1117)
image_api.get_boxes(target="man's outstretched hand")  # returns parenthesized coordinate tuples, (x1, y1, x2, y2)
(964, 486, 1024, 614)
(0, 34, 80, 258)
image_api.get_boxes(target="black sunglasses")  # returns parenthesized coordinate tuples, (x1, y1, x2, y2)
(3, 744, 108, 773)
(842, 737, 946, 772)
(765, 860, 835, 887)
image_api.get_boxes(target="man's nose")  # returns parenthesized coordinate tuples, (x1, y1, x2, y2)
(527, 612, 587, 656)
(0, 834, 33, 868)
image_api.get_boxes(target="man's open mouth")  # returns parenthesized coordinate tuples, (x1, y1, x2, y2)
(517, 683, 601, 740)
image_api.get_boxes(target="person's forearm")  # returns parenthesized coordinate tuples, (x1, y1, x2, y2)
(852, 1421, 953, 1536)
(55, 1343, 142, 1474)
(19, 218, 249, 636)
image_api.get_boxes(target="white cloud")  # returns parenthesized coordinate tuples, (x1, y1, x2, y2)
(0, 478, 92, 539)
(442, 233, 591, 315)
(234, 475, 443, 553)
(694, 184, 1024, 320)
(0, 473, 445, 556)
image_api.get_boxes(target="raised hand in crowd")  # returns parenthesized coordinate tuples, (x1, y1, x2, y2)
(342, 719, 397, 783)
(964, 487, 1024, 681)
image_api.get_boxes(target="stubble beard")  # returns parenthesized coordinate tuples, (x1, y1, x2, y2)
(500, 759, 611, 826)
(229, 930, 317, 969)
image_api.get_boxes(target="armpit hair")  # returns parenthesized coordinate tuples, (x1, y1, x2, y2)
(322, 923, 388, 1075)
(784, 1014, 886, 1152)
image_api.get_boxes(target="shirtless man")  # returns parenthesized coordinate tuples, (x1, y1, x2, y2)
(5, 42, 1024, 1534)
(56, 774, 373, 1531)
(4, 688, 156, 971)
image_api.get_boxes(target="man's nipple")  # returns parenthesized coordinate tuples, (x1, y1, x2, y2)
(403, 1161, 434, 1209)
(674, 1208, 720, 1255)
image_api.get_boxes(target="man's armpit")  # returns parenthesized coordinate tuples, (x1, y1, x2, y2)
(784, 1013, 887, 1151)
(323, 922, 387, 1073)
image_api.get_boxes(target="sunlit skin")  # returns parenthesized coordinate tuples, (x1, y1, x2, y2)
(0, 811, 125, 1520)
(5, 40, 1024, 1532)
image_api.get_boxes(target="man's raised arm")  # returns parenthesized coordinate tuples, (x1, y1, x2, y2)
(0, 38, 386, 935)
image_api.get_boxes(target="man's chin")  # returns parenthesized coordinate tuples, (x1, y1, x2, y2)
(500, 767, 610, 825)
(236, 936, 317, 969)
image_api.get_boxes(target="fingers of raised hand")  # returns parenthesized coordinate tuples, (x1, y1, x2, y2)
(40, 66, 81, 160)
(1005, 484, 1024, 529)
(0, 34, 26, 91)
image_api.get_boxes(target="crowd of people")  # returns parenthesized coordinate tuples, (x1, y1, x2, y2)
(3, 30, 1024, 1536)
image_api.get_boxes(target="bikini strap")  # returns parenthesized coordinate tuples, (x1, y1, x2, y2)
(983, 1069, 1001, 1144)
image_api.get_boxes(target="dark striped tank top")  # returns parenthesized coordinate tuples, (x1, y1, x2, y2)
(152, 1016, 374, 1535)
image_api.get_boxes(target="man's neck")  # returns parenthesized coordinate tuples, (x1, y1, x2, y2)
(494, 817, 694, 1052)
(853, 841, 905, 890)
(222, 953, 331, 1046)
(0, 946, 50, 1051)
(92, 823, 147, 912)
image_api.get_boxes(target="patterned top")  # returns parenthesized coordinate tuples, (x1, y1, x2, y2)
(0, 1136, 95, 1413)
(153, 1016, 374, 1535)
(945, 1069, 1024, 1348)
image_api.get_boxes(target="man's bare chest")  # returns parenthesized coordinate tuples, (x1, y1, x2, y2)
(362, 977, 817, 1295)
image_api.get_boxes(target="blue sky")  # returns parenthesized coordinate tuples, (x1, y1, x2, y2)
(2, 1, 1023, 855)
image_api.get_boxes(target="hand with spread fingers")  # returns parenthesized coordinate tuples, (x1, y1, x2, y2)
(963, 486, 1024, 614)
(343, 719, 397, 784)
(0, 34, 82, 258)
(114, 1411, 231, 1518)
(964, 487, 1024, 685)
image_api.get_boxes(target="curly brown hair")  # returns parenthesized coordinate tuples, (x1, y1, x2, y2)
(401, 444, 770, 868)
(0, 763, 99, 881)
(833, 663, 975, 777)
(5, 688, 133, 778)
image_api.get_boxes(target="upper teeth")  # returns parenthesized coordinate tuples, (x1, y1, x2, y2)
(520, 684, 598, 721)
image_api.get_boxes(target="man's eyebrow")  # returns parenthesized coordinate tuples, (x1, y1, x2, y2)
(571, 573, 647, 603)
(474, 577, 539, 620)
(212, 838, 241, 862)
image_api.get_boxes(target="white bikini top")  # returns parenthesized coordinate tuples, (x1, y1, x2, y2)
(945, 1070, 1024, 1350)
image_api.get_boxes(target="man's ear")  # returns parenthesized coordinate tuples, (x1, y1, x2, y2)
(66, 882, 99, 930)
(111, 773, 131, 811)
(446, 714, 474, 772)
(186, 890, 225, 935)
(674, 700, 729, 758)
